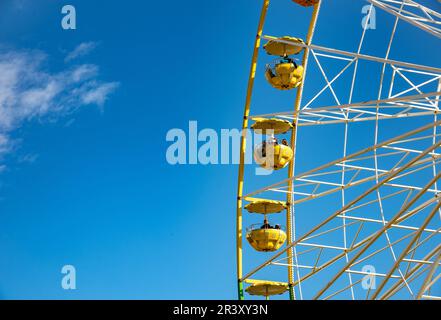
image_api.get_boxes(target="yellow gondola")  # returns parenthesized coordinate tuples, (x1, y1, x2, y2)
(246, 223, 287, 252)
(265, 59, 304, 90)
(254, 142, 293, 170)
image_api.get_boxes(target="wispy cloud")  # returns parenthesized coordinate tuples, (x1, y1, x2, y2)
(65, 42, 98, 62)
(18, 153, 39, 164)
(0, 47, 119, 161)
(0, 133, 12, 157)
(79, 81, 120, 107)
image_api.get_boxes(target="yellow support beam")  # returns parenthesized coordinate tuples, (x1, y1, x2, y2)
(285, 2, 321, 300)
(236, 0, 270, 300)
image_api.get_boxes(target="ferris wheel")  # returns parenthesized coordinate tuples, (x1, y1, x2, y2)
(236, 0, 441, 300)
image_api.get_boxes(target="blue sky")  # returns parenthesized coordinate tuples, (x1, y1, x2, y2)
(0, 0, 440, 299)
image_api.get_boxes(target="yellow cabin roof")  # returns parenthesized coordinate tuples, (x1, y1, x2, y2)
(264, 36, 304, 56)
(246, 281, 288, 296)
(251, 118, 293, 135)
(245, 199, 286, 214)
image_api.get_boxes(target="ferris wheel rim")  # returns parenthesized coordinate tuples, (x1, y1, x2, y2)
(236, 0, 441, 300)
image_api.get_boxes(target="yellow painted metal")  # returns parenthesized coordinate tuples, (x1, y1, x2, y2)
(254, 144, 294, 170)
(285, 2, 322, 299)
(251, 118, 293, 134)
(244, 279, 287, 284)
(265, 63, 304, 90)
(247, 228, 287, 252)
(237, 0, 321, 300)
(236, 0, 270, 300)
(263, 36, 305, 56)
(245, 199, 287, 214)
(246, 281, 288, 297)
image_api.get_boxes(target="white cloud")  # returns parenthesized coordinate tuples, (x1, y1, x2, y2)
(80, 82, 120, 106)
(71, 64, 99, 82)
(0, 133, 12, 156)
(65, 42, 98, 62)
(0, 48, 119, 161)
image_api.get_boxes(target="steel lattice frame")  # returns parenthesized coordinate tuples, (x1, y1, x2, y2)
(236, 0, 441, 300)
